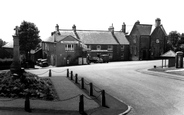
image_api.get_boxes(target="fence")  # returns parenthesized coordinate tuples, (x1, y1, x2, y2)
(67, 69, 107, 108)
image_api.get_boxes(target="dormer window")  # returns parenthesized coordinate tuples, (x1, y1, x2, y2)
(97, 45, 101, 50)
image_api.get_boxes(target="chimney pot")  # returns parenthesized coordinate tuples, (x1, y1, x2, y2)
(122, 22, 126, 33)
(155, 18, 161, 27)
(72, 24, 76, 31)
(55, 24, 59, 31)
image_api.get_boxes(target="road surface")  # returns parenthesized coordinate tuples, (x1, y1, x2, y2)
(28, 60, 184, 115)
(65, 60, 184, 115)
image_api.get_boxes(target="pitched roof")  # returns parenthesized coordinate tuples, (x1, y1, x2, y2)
(2, 41, 13, 48)
(76, 30, 118, 45)
(44, 35, 71, 42)
(114, 32, 129, 45)
(59, 30, 129, 45)
(161, 50, 176, 57)
(151, 25, 167, 36)
(136, 24, 152, 35)
(45, 29, 129, 45)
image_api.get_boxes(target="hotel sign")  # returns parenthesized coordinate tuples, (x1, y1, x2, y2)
(60, 41, 79, 44)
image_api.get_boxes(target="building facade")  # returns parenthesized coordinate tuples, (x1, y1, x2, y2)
(42, 24, 130, 66)
(128, 21, 152, 60)
(150, 18, 167, 59)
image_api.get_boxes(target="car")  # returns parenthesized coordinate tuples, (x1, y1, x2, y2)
(101, 54, 109, 63)
(36, 59, 49, 67)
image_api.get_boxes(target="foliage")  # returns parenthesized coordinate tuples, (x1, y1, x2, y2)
(167, 31, 184, 52)
(0, 71, 58, 100)
(0, 59, 12, 70)
(0, 39, 6, 48)
(18, 21, 42, 59)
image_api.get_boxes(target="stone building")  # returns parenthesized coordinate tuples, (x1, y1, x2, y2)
(128, 21, 152, 60)
(150, 18, 167, 59)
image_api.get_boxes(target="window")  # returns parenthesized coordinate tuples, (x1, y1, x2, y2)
(109, 53, 113, 59)
(121, 45, 124, 51)
(108, 45, 113, 50)
(65, 44, 74, 51)
(156, 39, 160, 44)
(134, 46, 137, 56)
(97, 45, 101, 50)
(87, 45, 91, 50)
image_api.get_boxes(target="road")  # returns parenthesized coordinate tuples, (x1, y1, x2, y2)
(64, 60, 184, 115)
(28, 60, 184, 115)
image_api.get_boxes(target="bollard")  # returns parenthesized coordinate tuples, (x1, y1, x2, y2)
(49, 69, 52, 77)
(71, 71, 73, 80)
(25, 93, 31, 112)
(79, 94, 84, 114)
(67, 69, 69, 78)
(81, 78, 84, 89)
(75, 74, 78, 84)
(101, 90, 106, 107)
(89, 83, 93, 96)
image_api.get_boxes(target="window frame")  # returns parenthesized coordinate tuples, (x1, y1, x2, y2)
(96, 45, 101, 50)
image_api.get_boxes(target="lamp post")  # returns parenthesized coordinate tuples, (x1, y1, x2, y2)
(10, 26, 21, 73)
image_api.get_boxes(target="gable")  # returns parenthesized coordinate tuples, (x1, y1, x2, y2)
(151, 26, 167, 39)
(137, 24, 152, 35)
(61, 35, 79, 42)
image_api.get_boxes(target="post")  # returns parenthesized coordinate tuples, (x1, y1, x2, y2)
(81, 78, 84, 89)
(79, 94, 84, 114)
(67, 69, 69, 78)
(25, 93, 31, 112)
(75, 74, 78, 84)
(10, 26, 21, 73)
(101, 90, 106, 107)
(71, 71, 73, 80)
(49, 69, 52, 77)
(89, 83, 93, 96)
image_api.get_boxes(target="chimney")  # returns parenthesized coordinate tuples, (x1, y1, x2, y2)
(55, 24, 59, 31)
(108, 23, 114, 32)
(135, 20, 140, 25)
(122, 22, 126, 33)
(155, 18, 161, 27)
(72, 24, 76, 31)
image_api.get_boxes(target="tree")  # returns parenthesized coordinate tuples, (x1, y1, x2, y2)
(18, 21, 41, 60)
(167, 31, 181, 51)
(0, 38, 7, 48)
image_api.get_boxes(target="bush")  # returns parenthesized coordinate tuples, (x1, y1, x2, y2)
(0, 59, 13, 70)
(0, 71, 58, 100)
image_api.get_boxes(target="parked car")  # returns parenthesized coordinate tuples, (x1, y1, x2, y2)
(101, 54, 109, 63)
(36, 59, 48, 67)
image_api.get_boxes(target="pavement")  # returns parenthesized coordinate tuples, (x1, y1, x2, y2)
(0, 67, 131, 115)
(139, 66, 184, 81)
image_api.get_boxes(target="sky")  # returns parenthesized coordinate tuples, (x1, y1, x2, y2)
(0, 0, 184, 42)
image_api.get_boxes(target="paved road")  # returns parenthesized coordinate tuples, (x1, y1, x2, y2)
(62, 60, 184, 115)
